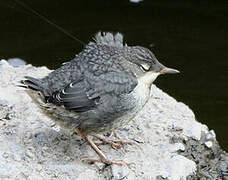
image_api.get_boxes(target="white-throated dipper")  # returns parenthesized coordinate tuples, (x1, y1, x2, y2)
(21, 32, 179, 166)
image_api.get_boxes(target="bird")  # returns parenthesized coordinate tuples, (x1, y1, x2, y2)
(21, 32, 179, 166)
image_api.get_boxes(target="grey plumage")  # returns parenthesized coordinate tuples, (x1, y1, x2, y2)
(21, 32, 178, 135)
(21, 32, 180, 165)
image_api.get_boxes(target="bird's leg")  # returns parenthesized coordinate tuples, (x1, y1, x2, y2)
(77, 130, 131, 166)
(91, 134, 134, 149)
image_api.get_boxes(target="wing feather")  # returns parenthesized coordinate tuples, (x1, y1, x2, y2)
(48, 71, 137, 113)
(45, 43, 138, 113)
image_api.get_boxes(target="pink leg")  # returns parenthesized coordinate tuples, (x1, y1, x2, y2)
(77, 130, 131, 166)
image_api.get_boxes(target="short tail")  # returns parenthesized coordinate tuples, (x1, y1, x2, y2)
(20, 76, 43, 92)
(20, 76, 48, 105)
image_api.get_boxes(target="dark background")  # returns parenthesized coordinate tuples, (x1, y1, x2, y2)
(0, 0, 227, 150)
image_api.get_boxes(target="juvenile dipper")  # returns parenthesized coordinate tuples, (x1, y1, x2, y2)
(21, 32, 179, 166)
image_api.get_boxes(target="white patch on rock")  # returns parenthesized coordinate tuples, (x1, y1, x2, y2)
(8, 58, 26, 67)
(206, 130, 216, 140)
(205, 141, 213, 148)
(164, 155, 196, 180)
(129, 0, 143, 3)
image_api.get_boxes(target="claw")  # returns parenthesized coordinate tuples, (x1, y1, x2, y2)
(92, 134, 134, 149)
(83, 157, 133, 167)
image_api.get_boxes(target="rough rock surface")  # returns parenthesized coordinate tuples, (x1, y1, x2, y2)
(0, 59, 227, 180)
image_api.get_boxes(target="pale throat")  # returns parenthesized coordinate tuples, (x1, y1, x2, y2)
(138, 71, 160, 87)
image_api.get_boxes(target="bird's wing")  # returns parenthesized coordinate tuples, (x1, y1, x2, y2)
(84, 71, 138, 99)
(47, 71, 138, 112)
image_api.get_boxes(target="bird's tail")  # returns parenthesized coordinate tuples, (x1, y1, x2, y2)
(19, 76, 48, 108)
(20, 76, 43, 92)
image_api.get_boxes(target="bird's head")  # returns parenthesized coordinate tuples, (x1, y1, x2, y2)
(125, 46, 179, 87)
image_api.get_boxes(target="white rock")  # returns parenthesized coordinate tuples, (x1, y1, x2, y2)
(129, 0, 143, 3)
(174, 143, 185, 152)
(205, 141, 213, 148)
(8, 58, 26, 67)
(166, 155, 196, 180)
(206, 130, 216, 140)
(111, 165, 129, 180)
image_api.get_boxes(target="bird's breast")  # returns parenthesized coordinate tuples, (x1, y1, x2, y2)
(112, 81, 151, 128)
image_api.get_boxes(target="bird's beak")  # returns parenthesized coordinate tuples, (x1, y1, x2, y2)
(160, 67, 180, 74)
(149, 61, 180, 74)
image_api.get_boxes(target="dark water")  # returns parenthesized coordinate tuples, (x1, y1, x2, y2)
(0, 0, 227, 150)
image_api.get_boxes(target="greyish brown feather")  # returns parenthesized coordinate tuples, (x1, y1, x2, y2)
(21, 32, 163, 134)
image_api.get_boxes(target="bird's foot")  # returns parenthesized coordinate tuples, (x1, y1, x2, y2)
(83, 157, 132, 167)
(76, 130, 133, 167)
(92, 134, 133, 149)
(94, 140, 133, 149)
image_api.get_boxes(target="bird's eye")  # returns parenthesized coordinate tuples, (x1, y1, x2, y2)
(140, 63, 150, 71)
